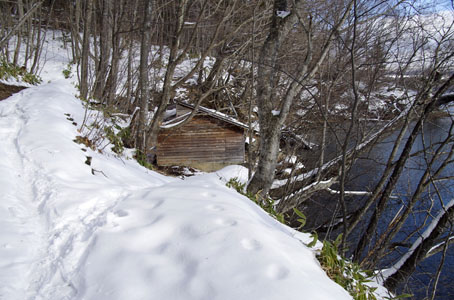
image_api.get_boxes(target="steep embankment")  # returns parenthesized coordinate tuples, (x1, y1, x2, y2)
(0, 79, 354, 299)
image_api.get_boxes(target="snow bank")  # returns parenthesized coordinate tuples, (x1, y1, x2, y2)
(80, 174, 351, 300)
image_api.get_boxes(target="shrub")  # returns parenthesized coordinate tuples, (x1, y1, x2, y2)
(135, 150, 154, 170)
(317, 236, 378, 300)
(62, 63, 72, 79)
(226, 177, 286, 224)
(104, 125, 124, 154)
(316, 235, 414, 300)
(0, 60, 42, 85)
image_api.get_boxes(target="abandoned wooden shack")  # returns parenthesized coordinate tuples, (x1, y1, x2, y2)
(156, 101, 248, 172)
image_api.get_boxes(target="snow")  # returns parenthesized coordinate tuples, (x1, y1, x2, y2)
(174, 101, 249, 129)
(163, 108, 176, 119)
(0, 82, 353, 299)
(161, 112, 191, 129)
(276, 10, 290, 18)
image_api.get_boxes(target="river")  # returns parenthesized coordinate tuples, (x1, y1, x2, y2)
(300, 112, 454, 299)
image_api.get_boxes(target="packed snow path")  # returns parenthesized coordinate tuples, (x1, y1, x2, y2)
(0, 88, 49, 298)
(0, 80, 353, 299)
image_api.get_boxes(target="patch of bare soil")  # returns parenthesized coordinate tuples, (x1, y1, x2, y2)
(0, 83, 26, 101)
(155, 165, 200, 178)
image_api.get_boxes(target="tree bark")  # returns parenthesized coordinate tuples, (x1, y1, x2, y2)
(0, 0, 42, 52)
(93, 0, 113, 102)
(80, 0, 93, 100)
(248, 0, 354, 199)
(145, 0, 188, 151)
(136, 0, 153, 152)
(247, 0, 298, 197)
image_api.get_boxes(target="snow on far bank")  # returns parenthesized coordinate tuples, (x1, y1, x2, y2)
(0, 78, 353, 299)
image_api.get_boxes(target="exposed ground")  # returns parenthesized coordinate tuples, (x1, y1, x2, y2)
(0, 83, 26, 101)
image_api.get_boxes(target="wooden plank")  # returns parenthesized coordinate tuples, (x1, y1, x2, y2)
(157, 113, 245, 168)
(158, 144, 226, 151)
(158, 157, 241, 164)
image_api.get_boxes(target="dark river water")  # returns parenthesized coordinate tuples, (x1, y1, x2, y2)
(355, 116, 454, 299)
(301, 112, 454, 299)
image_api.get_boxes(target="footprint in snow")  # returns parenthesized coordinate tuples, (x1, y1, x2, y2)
(265, 264, 289, 280)
(8, 207, 17, 217)
(180, 225, 202, 239)
(240, 238, 262, 251)
(214, 218, 237, 227)
(154, 242, 171, 254)
(206, 204, 224, 212)
(149, 198, 165, 210)
(113, 209, 129, 217)
(201, 191, 217, 198)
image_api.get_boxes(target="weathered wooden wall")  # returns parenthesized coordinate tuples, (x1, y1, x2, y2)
(156, 116, 245, 170)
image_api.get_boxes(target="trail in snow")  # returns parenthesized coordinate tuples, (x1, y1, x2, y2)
(0, 88, 47, 299)
(0, 81, 170, 299)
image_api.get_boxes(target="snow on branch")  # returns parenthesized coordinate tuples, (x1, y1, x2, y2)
(382, 198, 454, 280)
(326, 188, 372, 196)
(272, 104, 412, 192)
(425, 236, 454, 259)
(276, 11, 290, 18)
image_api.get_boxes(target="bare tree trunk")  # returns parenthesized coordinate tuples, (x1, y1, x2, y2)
(105, 1, 126, 106)
(247, 0, 298, 197)
(70, 0, 82, 63)
(23, 0, 35, 68)
(30, 2, 46, 74)
(80, 0, 93, 100)
(105, 28, 121, 106)
(93, 0, 113, 102)
(247, 0, 354, 199)
(248, 7, 256, 180)
(0, 1, 44, 62)
(136, 0, 153, 152)
(338, 0, 360, 252)
(146, 0, 189, 151)
(13, 0, 24, 65)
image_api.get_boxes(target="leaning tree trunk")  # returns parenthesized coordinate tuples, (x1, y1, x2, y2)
(355, 73, 454, 267)
(384, 201, 454, 292)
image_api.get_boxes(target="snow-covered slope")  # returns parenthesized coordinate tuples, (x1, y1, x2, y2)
(0, 78, 354, 299)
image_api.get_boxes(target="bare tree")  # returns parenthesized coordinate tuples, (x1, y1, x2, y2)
(144, 0, 265, 153)
(93, 0, 113, 101)
(80, 0, 94, 100)
(136, 0, 153, 152)
(247, 0, 355, 197)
